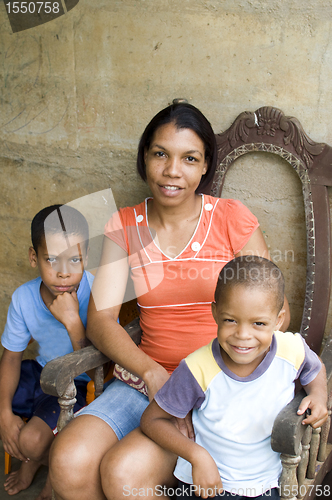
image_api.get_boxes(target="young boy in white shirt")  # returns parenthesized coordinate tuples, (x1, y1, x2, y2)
(141, 256, 328, 499)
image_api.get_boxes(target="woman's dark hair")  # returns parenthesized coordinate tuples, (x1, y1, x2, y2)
(137, 103, 218, 192)
(31, 204, 89, 254)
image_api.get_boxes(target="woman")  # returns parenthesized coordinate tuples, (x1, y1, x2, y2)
(49, 103, 290, 500)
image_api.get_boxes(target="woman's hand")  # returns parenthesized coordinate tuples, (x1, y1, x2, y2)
(172, 412, 195, 440)
(144, 363, 170, 401)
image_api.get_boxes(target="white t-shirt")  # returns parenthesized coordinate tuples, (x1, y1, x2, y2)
(155, 332, 321, 496)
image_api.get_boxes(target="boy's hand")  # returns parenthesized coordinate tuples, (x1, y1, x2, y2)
(0, 411, 28, 462)
(297, 394, 328, 428)
(50, 291, 89, 351)
(49, 290, 80, 330)
(191, 449, 223, 498)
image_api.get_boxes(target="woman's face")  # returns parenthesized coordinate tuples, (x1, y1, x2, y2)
(144, 122, 208, 206)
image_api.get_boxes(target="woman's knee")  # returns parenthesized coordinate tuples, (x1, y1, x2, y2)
(50, 424, 92, 478)
(49, 415, 118, 489)
(100, 428, 177, 499)
(100, 448, 127, 498)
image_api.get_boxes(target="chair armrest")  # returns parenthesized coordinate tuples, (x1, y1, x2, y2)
(40, 346, 109, 398)
(271, 329, 332, 456)
(40, 316, 142, 398)
(271, 390, 307, 456)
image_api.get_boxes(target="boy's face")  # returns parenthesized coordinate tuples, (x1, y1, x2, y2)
(29, 232, 88, 303)
(211, 285, 285, 377)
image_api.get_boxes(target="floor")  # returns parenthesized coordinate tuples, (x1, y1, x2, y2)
(0, 440, 48, 500)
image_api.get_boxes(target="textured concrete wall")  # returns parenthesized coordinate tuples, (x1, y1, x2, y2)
(1, 0, 332, 355)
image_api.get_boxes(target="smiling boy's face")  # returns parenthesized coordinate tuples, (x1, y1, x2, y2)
(211, 285, 285, 377)
(29, 232, 88, 305)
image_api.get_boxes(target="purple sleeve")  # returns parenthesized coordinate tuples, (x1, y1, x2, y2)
(154, 359, 205, 418)
(297, 338, 322, 386)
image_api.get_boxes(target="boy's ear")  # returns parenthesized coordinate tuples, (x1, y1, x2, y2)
(275, 308, 286, 331)
(211, 301, 218, 325)
(28, 246, 38, 268)
(83, 246, 89, 268)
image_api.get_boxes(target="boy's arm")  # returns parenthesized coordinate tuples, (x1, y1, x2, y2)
(0, 349, 29, 461)
(141, 400, 223, 497)
(297, 363, 328, 428)
(49, 290, 89, 351)
(50, 291, 96, 380)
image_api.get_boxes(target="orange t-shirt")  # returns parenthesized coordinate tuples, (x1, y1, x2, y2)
(104, 194, 259, 373)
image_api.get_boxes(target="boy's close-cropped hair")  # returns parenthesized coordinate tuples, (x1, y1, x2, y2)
(215, 255, 285, 313)
(136, 102, 218, 192)
(31, 205, 89, 254)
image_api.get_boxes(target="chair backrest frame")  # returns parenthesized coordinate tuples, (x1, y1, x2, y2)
(208, 106, 332, 353)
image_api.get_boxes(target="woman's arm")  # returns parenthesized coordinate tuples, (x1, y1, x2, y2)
(87, 236, 169, 399)
(235, 227, 291, 331)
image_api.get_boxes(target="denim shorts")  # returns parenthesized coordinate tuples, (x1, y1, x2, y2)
(78, 378, 149, 440)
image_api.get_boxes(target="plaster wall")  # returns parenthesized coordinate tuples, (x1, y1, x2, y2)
(1, 0, 332, 355)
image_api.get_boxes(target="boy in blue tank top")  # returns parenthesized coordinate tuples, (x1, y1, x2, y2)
(141, 256, 328, 500)
(0, 205, 94, 499)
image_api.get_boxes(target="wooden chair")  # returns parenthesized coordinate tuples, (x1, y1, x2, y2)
(4, 448, 12, 475)
(210, 106, 332, 499)
(41, 106, 332, 499)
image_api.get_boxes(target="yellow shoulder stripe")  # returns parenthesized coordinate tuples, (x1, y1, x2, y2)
(185, 340, 221, 392)
(275, 331, 305, 371)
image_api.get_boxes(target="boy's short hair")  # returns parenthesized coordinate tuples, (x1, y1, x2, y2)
(31, 205, 89, 254)
(215, 256, 285, 313)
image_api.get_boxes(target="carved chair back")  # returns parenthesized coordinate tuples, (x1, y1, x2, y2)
(204, 106, 332, 499)
(205, 106, 332, 354)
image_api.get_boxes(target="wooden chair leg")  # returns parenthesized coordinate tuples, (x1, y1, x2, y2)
(4, 451, 11, 475)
